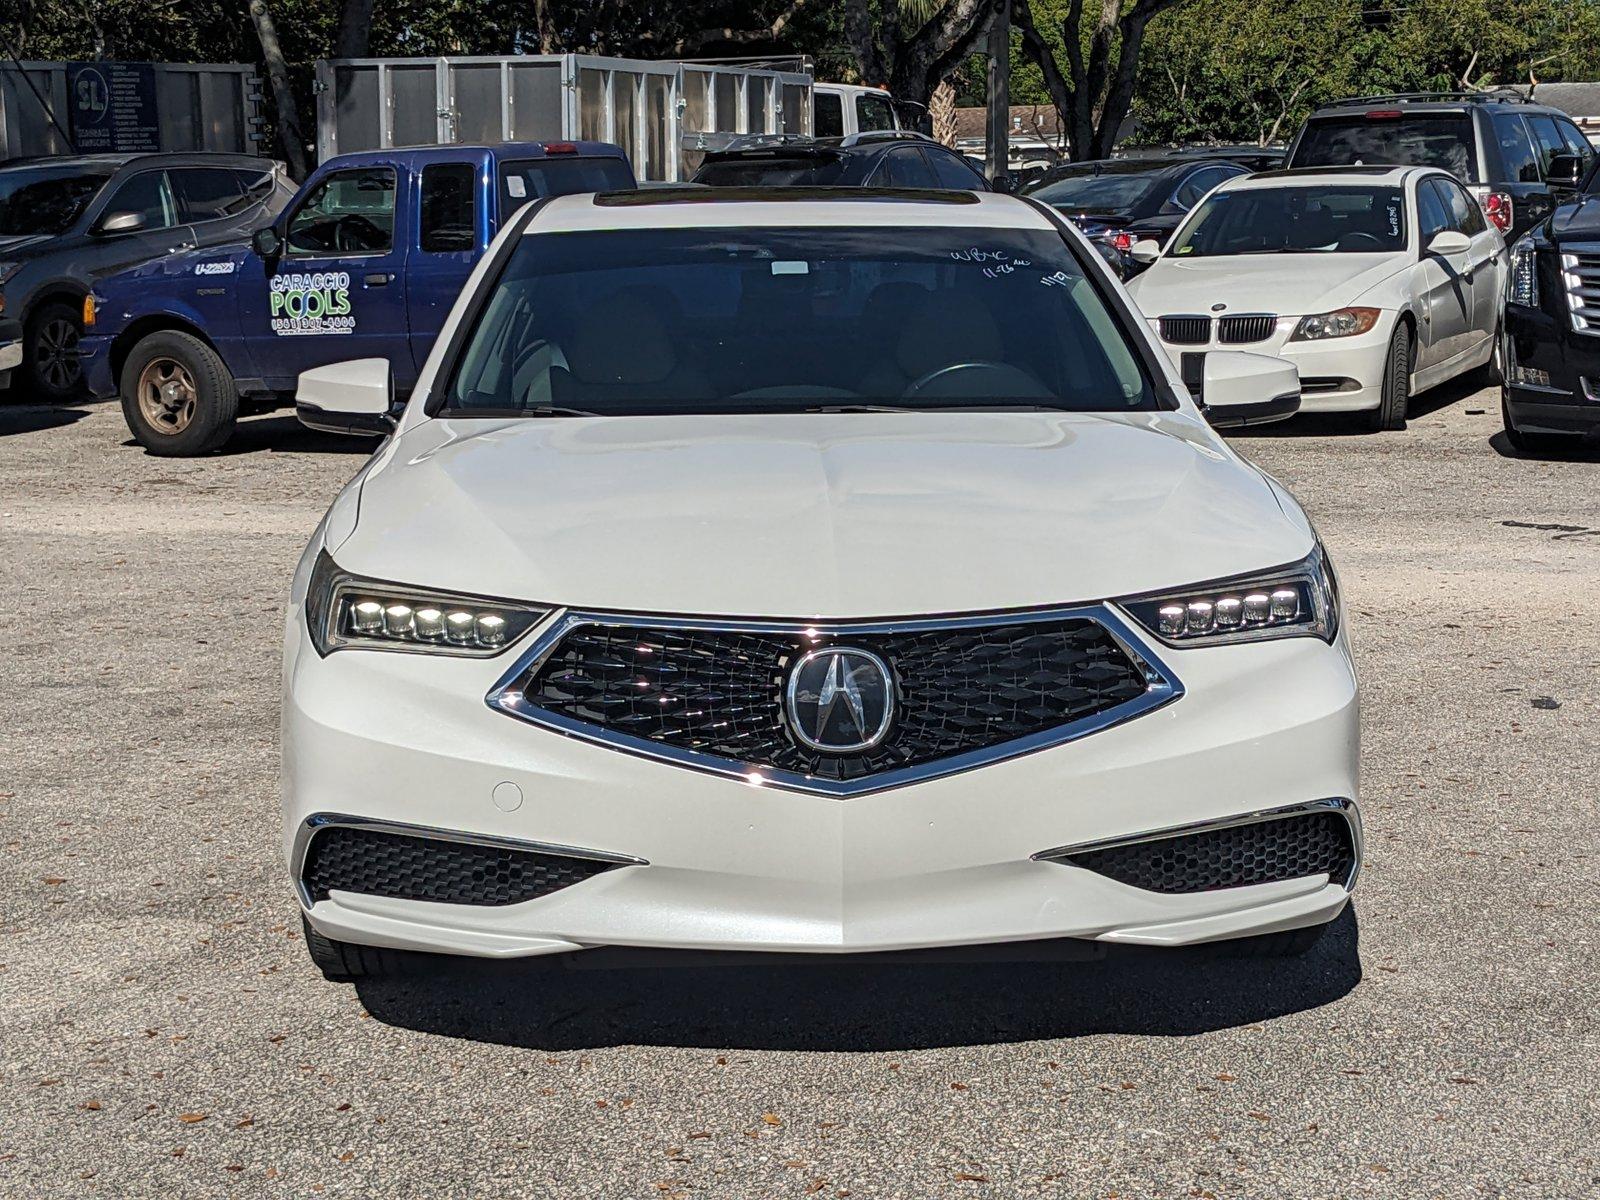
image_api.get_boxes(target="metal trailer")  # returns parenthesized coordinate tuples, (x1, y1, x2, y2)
(313, 54, 814, 181)
(0, 61, 266, 160)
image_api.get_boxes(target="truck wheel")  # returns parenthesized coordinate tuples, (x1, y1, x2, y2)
(1363, 323, 1410, 433)
(25, 300, 85, 401)
(120, 330, 239, 457)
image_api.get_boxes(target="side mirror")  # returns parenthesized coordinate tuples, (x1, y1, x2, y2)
(1426, 229, 1472, 256)
(989, 172, 1017, 195)
(251, 225, 283, 258)
(1130, 239, 1162, 265)
(1200, 351, 1300, 429)
(1547, 153, 1585, 190)
(296, 358, 396, 437)
(96, 211, 146, 235)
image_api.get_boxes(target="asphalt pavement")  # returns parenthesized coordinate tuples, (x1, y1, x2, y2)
(1, 386, 1597, 1198)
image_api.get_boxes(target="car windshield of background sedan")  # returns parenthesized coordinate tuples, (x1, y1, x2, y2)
(1169, 186, 1406, 257)
(692, 155, 851, 187)
(441, 225, 1157, 415)
(1023, 169, 1158, 211)
(0, 165, 113, 237)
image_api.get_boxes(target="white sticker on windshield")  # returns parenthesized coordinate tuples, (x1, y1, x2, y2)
(771, 261, 809, 275)
(507, 176, 527, 198)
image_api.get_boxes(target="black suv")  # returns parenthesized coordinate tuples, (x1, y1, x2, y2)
(1286, 91, 1595, 241)
(0, 152, 294, 399)
(691, 132, 990, 191)
(1502, 160, 1600, 451)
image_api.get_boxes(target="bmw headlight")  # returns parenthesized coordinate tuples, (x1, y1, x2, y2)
(306, 550, 547, 657)
(1507, 234, 1538, 307)
(1289, 307, 1380, 341)
(1119, 544, 1340, 646)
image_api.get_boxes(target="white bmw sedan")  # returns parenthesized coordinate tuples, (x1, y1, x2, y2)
(283, 189, 1360, 980)
(1127, 166, 1505, 431)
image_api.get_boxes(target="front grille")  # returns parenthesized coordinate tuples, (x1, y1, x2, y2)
(1159, 315, 1211, 345)
(1217, 314, 1276, 344)
(521, 618, 1150, 783)
(1560, 245, 1600, 334)
(301, 826, 622, 905)
(1055, 811, 1355, 894)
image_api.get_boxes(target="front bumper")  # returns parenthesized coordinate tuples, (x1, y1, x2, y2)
(77, 332, 117, 399)
(1504, 303, 1600, 438)
(283, 605, 1361, 960)
(1146, 314, 1394, 413)
(0, 318, 22, 380)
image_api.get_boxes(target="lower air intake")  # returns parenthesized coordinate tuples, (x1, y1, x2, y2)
(301, 826, 622, 906)
(1054, 810, 1355, 894)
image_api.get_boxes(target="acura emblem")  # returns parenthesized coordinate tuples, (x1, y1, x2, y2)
(785, 646, 895, 754)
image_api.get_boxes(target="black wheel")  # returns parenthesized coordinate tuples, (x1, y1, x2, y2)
(1223, 921, 1330, 958)
(1364, 322, 1411, 432)
(302, 915, 405, 981)
(25, 299, 85, 401)
(119, 330, 239, 456)
(1501, 388, 1572, 456)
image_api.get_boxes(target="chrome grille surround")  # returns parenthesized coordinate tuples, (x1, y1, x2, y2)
(486, 606, 1183, 798)
(1217, 314, 1278, 344)
(1158, 314, 1211, 345)
(1560, 242, 1600, 335)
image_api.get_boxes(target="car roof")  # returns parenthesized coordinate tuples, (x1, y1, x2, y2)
(1217, 164, 1435, 189)
(532, 188, 1053, 234)
(1307, 92, 1567, 118)
(324, 141, 627, 169)
(702, 132, 935, 160)
(1036, 157, 1222, 179)
(0, 151, 272, 172)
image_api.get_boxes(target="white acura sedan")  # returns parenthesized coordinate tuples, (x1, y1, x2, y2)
(1127, 166, 1505, 431)
(283, 189, 1360, 980)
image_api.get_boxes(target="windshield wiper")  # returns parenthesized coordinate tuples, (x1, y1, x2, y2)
(801, 403, 921, 413)
(524, 404, 604, 417)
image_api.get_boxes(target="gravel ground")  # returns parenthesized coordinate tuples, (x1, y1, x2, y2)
(2, 388, 1597, 1199)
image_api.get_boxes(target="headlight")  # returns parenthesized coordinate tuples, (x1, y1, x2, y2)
(1119, 544, 1340, 646)
(0, 261, 21, 285)
(1507, 235, 1538, 307)
(1289, 307, 1380, 341)
(306, 550, 548, 657)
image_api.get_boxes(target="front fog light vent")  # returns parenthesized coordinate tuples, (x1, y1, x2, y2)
(1121, 547, 1338, 647)
(306, 550, 546, 657)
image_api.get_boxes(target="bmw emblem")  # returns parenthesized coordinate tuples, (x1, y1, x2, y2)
(784, 646, 895, 754)
(1211, 302, 1227, 312)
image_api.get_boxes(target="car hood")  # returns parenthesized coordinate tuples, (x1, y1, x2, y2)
(0, 232, 54, 256)
(336, 412, 1311, 619)
(1548, 194, 1600, 241)
(1127, 253, 1405, 316)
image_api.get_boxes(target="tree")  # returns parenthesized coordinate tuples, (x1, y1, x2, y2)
(1011, 0, 1193, 160)
(247, 0, 309, 178)
(842, 0, 999, 117)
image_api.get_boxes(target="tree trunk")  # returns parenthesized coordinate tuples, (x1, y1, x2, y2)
(930, 79, 958, 147)
(248, 0, 310, 179)
(335, 0, 378, 59)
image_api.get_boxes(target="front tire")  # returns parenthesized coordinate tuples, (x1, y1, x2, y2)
(1501, 388, 1571, 456)
(25, 299, 85, 401)
(119, 330, 238, 457)
(302, 915, 405, 981)
(1363, 322, 1411, 432)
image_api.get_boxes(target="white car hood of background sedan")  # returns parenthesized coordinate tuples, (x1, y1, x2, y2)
(1129, 253, 1406, 317)
(337, 411, 1312, 618)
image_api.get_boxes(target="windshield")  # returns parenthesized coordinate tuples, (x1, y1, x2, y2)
(440, 225, 1156, 416)
(1023, 169, 1160, 212)
(1169, 186, 1406, 256)
(498, 157, 635, 211)
(694, 156, 850, 187)
(0, 165, 112, 237)
(1291, 114, 1477, 180)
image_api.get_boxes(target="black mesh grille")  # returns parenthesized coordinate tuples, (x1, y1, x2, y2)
(1057, 811, 1355, 893)
(523, 618, 1150, 782)
(302, 827, 622, 905)
(1217, 315, 1276, 344)
(1159, 315, 1211, 344)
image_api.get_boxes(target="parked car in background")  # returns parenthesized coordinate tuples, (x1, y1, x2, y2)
(1167, 144, 1287, 173)
(1021, 156, 1250, 275)
(1286, 91, 1594, 241)
(1501, 156, 1600, 451)
(1127, 166, 1505, 431)
(692, 132, 989, 190)
(282, 187, 1358, 983)
(81, 141, 634, 456)
(0, 152, 294, 400)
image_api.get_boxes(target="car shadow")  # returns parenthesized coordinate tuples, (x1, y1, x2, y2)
(353, 909, 1362, 1052)
(221, 413, 381, 456)
(0, 404, 92, 437)
(1227, 372, 1488, 440)
(1489, 429, 1600, 462)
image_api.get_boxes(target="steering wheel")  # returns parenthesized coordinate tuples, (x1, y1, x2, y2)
(1337, 232, 1385, 251)
(903, 361, 1053, 400)
(336, 213, 386, 252)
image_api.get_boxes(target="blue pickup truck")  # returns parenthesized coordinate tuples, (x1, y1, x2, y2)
(81, 141, 633, 455)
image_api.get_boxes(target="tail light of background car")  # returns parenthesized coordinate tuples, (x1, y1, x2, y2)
(1468, 185, 1514, 234)
(1105, 231, 1135, 254)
